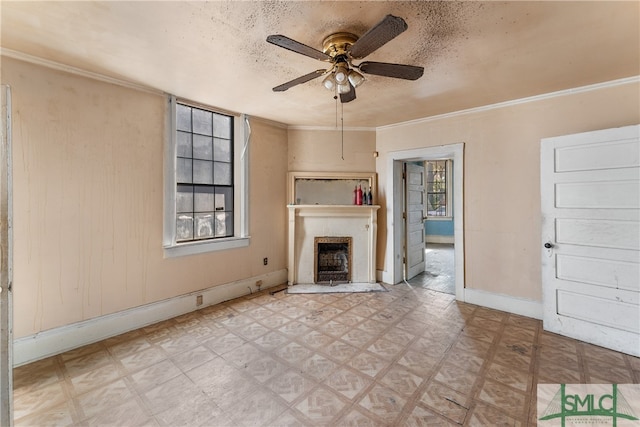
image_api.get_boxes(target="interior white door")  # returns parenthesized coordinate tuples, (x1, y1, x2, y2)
(541, 124, 640, 356)
(405, 162, 426, 280)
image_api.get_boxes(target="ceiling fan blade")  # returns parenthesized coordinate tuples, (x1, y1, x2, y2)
(272, 69, 326, 92)
(348, 15, 408, 59)
(340, 83, 356, 103)
(358, 61, 424, 80)
(267, 35, 331, 61)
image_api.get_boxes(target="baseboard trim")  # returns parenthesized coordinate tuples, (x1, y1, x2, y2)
(426, 236, 454, 244)
(463, 288, 543, 320)
(13, 269, 287, 367)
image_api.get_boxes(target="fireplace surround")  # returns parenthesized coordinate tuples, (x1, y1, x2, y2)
(287, 171, 379, 286)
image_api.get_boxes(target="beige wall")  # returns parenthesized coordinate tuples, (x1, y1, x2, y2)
(288, 128, 376, 173)
(376, 82, 640, 301)
(5, 57, 288, 338)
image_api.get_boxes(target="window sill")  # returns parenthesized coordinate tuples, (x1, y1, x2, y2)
(163, 236, 250, 258)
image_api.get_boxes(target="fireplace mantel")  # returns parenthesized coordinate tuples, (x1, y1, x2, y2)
(287, 204, 379, 285)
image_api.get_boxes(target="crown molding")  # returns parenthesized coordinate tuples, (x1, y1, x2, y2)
(377, 76, 640, 131)
(1, 48, 165, 96)
(287, 125, 376, 131)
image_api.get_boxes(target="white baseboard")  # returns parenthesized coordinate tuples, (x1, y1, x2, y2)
(13, 269, 287, 367)
(463, 288, 543, 320)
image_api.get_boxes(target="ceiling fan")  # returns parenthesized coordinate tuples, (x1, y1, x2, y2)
(267, 15, 424, 103)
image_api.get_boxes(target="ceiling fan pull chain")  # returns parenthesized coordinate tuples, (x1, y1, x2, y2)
(341, 102, 344, 161)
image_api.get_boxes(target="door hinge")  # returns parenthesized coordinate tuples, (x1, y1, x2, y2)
(402, 212, 406, 219)
(402, 256, 406, 264)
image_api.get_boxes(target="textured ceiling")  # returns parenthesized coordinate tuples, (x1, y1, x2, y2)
(1, 1, 639, 127)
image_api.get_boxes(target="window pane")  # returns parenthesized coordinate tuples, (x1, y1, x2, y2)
(176, 185, 193, 213)
(176, 214, 193, 241)
(214, 138, 231, 162)
(194, 186, 215, 212)
(215, 212, 233, 237)
(214, 161, 231, 185)
(177, 131, 192, 158)
(193, 134, 212, 160)
(195, 213, 215, 239)
(215, 187, 232, 212)
(176, 104, 191, 132)
(193, 160, 213, 184)
(176, 158, 192, 183)
(213, 114, 231, 139)
(192, 108, 212, 136)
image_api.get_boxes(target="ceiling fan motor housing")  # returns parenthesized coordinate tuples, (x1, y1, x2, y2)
(322, 32, 358, 59)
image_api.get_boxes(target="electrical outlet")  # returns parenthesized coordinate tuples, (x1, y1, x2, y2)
(263, 257, 268, 265)
(196, 295, 203, 306)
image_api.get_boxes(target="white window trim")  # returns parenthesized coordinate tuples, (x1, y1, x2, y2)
(163, 95, 250, 257)
(425, 159, 453, 220)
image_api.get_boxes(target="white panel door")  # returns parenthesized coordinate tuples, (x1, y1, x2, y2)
(405, 163, 426, 279)
(541, 124, 640, 356)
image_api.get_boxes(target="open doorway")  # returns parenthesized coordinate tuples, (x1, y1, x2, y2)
(406, 159, 455, 294)
(383, 143, 464, 300)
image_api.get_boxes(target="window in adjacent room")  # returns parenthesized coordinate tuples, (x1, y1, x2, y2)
(425, 159, 452, 218)
(164, 96, 249, 257)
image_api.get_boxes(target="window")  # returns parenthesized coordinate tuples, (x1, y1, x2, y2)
(164, 96, 249, 256)
(175, 103, 233, 241)
(425, 160, 451, 217)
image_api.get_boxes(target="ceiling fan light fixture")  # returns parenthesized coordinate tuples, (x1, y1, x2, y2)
(337, 82, 351, 94)
(322, 74, 336, 91)
(334, 65, 349, 84)
(347, 70, 365, 87)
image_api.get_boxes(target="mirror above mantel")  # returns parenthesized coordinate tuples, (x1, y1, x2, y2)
(287, 171, 377, 206)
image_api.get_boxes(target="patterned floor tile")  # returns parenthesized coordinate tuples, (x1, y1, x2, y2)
(418, 382, 470, 424)
(274, 341, 314, 366)
(69, 363, 123, 396)
(358, 384, 407, 424)
(129, 359, 182, 392)
(170, 344, 216, 373)
(403, 404, 458, 427)
(119, 346, 167, 374)
(321, 340, 360, 363)
(379, 364, 425, 397)
(467, 402, 523, 427)
(294, 386, 347, 424)
(13, 285, 638, 427)
(267, 369, 318, 403)
(324, 367, 372, 400)
(252, 330, 290, 351)
(485, 362, 530, 392)
(335, 407, 383, 426)
(348, 351, 390, 378)
(75, 379, 135, 420)
(340, 329, 377, 348)
(367, 338, 406, 360)
(477, 379, 527, 419)
(434, 361, 478, 395)
(244, 355, 288, 383)
(300, 354, 339, 381)
(228, 389, 288, 427)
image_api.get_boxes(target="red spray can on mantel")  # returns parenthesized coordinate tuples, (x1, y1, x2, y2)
(353, 186, 358, 205)
(356, 185, 363, 205)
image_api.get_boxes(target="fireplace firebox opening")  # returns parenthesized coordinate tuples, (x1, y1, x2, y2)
(314, 237, 352, 284)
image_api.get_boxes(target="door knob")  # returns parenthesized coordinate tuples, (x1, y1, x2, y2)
(544, 242, 554, 249)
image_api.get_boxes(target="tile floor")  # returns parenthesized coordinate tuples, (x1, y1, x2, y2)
(407, 244, 455, 295)
(13, 284, 640, 426)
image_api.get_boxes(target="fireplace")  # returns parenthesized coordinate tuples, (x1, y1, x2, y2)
(314, 237, 352, 284)
(287, 204, 379, 285)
